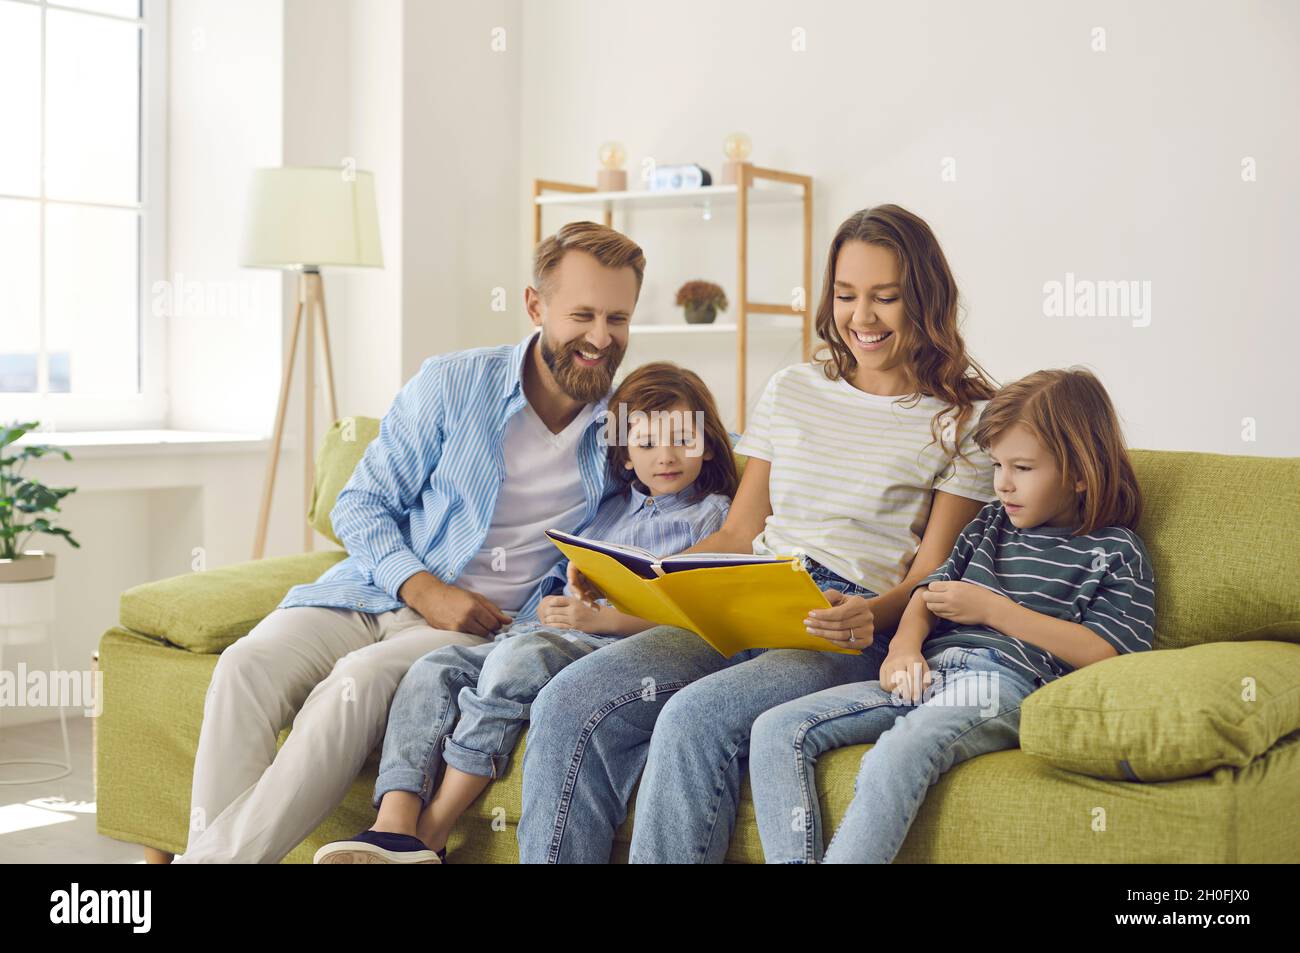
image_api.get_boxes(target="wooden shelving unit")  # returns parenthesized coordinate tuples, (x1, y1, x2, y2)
(533, 166, 813, 430)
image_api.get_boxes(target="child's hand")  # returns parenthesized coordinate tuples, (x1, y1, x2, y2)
(880, 649, 931, 704)
(567, 564, 605, 606)
(804, 590, 874, 647)
(921, 581, 1002, 626)
(539, 594, 602, 632)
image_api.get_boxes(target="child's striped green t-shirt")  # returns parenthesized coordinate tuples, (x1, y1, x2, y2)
(914, 501, 1156, 685)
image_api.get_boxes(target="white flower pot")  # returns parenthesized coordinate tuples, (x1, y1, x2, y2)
(0, 550, 57, 584)
(0, 564, 68, 784)
(0, 577, 57, 645)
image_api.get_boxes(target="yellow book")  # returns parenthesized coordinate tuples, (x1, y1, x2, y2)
(545, 530, 860, 658)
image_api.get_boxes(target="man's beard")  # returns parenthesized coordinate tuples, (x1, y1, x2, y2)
(539, 333, 625, 403)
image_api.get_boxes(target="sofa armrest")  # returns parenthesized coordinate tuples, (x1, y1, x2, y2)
(1020, 640, 1300, 781)
(119, 551, 348, 654)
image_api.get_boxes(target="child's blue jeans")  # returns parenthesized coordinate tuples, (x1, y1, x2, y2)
(748, 645, 1038, 863)
(373, 624, 617, 808)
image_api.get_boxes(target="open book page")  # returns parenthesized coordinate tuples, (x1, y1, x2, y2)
(657, 552, 796, 573)
(544, 529, 661, 579)
(548, 529, 795, 576)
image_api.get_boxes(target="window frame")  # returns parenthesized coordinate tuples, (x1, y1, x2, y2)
(0, 0, 168, 431)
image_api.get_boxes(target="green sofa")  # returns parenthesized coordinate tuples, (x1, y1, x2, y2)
(96, 417, 1300, 863)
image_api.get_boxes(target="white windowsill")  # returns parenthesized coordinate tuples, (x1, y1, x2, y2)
(13, 429, 279, 459)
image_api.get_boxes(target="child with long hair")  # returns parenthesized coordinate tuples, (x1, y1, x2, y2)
(748, 368, 1155, 863)
(314, 362, 737, 863)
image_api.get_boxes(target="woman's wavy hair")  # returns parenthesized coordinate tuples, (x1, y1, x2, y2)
(972, 368, 1142, 535)
(604, 361, 739, 502)
(813, 204, 997, 458)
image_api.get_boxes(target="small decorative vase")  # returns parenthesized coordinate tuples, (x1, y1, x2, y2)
(0, 551, 57, 584)
(684, 303, 718, 325)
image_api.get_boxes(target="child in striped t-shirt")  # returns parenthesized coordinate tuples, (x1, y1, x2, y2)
(748, 367, 1155, 864)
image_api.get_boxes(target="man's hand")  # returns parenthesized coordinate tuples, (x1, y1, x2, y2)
(538, 594, 602, 633)
(804, 589, 875, 647)
(399, 572, 511, 637)
(921, 580, 1004, 627)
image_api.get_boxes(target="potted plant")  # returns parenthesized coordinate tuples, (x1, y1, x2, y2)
(0, 421, 79, 584)
(676, 280, 729, 325)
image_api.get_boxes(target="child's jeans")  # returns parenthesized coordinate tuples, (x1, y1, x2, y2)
(373, 624, 617, 808)
(748, 645, 1038, 864)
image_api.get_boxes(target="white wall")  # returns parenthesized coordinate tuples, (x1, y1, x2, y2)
(167, 0, 284, 434)
(401, 0, 524, 371)
(277, 0, 407, 421)
(165, 0, 324, 566)
(269, 0, 522, 413)
(341, 0, 405, 418)
(513, 0, 1300, 455)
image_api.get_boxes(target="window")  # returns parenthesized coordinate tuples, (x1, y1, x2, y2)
(0, 0, 166, 430)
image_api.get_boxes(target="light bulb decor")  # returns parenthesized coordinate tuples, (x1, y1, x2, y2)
(720, 132, 753, 185)
(596, 140, 627, 191)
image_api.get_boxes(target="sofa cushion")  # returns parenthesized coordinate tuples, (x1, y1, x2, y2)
(1130, 449, 1300, 650)
(309, 416, 382, 547)
(119, 551, 348, 654)
(1020, 640, 1300, 781)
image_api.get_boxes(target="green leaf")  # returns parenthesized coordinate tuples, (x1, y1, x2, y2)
(0, 422, 40, 450)
(16, 483, 63, 509)
(15, 444, 74, 463)
(0, 421, 76, 555)
(16, 518, 80, 551)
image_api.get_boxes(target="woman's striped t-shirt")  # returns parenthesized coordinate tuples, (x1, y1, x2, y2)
(734, 362, 996, 595)
(916, 501, 1157, 685)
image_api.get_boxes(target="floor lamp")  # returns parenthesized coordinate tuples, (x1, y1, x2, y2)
(240, 166, 384, 559)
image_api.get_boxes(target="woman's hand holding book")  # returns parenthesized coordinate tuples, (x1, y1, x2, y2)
(804, 590, 875, 648)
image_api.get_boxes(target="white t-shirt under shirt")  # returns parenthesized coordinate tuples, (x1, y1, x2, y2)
(734, 362, 996, 596)
(456, 400, 594, 613)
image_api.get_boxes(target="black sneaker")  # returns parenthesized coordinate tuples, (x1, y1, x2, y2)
(313, 830, 444, 864)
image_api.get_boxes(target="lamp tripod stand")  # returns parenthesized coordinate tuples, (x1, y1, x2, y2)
(252, 266, 339, 559)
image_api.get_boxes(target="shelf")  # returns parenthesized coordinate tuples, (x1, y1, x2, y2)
(631, 316, 803, 335)
(534, 168, 812, 432)
(534, 183, 803, 212)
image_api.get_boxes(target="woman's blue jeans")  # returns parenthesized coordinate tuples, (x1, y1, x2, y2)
(517, 560, 886, 863)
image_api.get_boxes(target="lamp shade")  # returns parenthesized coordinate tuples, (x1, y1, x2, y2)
(240, 166, 384, 269)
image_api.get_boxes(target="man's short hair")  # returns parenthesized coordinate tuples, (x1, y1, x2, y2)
(533, 221, 646, 300)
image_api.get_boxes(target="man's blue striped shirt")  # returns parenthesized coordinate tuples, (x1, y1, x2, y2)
(279, 330, 611, 622)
